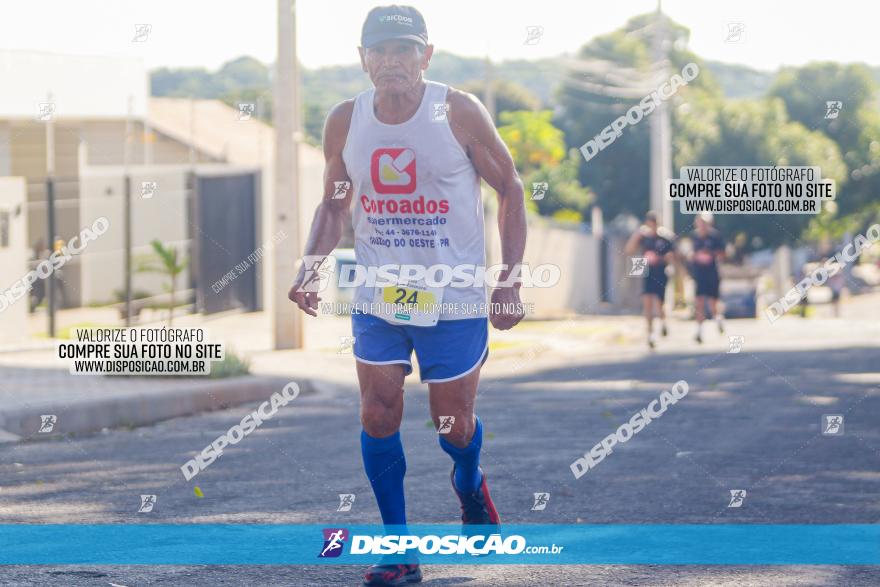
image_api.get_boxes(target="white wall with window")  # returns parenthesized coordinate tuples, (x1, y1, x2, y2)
(0, 177, 29, 344)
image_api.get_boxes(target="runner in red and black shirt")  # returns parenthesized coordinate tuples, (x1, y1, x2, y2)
(625, 211, 676, 349)
(688, 214, 726, 343)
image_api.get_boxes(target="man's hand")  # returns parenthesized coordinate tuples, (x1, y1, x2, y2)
(287, 273, 321, 317)
(489, 285, 525, 330)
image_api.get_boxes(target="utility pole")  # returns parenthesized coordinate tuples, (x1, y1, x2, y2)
(123, 95, 134, 326)
(649, 1, 673, 232)
(45, 92, 56, 337)
(144, 76, 154, 165)
(484, 55, 496, 124)
(483, 55, 497, 265)
(650, 2, 675, 317)
(273, 0, 302, 349)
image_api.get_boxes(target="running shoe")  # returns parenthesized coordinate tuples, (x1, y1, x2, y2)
(363, 563, 422, 586)
(451, 466, 501, 525)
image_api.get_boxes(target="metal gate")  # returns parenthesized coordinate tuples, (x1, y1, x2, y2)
(194, 172, 259, 314)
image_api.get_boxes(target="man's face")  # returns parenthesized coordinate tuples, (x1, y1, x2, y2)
(359, 39, 432, 93)
(645, 219, 657, 236)
(696, 217, 708, 236)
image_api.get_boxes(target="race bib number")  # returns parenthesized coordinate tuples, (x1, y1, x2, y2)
(372, 281, 444, 327)
(695, 250, 714, 265)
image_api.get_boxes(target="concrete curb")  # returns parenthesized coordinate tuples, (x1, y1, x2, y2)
(0, 375, 315, 441)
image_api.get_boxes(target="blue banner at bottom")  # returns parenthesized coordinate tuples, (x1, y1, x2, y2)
(0, 524, 877, 565)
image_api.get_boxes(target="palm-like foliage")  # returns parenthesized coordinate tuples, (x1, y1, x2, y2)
(136, 239, 188, 326)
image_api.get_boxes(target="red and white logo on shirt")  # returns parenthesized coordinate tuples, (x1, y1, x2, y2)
(371, 148, 416, 194)
(695, 250, 714, 265)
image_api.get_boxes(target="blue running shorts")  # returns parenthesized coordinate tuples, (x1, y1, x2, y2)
(351, 312, 489, 383)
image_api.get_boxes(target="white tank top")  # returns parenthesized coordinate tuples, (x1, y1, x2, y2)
(342, 80, 487, 321)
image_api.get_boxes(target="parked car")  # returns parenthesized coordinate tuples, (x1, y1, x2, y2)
(721, 278, 757, 319)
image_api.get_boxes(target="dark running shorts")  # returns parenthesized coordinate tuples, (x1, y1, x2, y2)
(694, 268, 720, 298)
(643, 272, 668, 301)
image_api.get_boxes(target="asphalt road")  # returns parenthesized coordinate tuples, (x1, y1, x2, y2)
(1, 318, 879, 586)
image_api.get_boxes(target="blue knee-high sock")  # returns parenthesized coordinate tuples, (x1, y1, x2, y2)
(361, 430, 407, 526)
(439, 416, 483, 493)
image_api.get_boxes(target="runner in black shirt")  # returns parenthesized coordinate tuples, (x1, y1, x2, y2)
(625, 211, 676, 349)
(688, 214, 726, 343)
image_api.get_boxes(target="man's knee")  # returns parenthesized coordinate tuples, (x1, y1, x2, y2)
(361, 393, 402, 437)
(437, 414, 475, 448)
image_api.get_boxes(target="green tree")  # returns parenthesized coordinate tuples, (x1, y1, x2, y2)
(681, 97, 846, 247)
(524, 149, 594, 221)
(769, 63, 875, 153)
(496, 112, 593, 221)
(769, 63, 880, 215)
(554, 13, 721, 222)
(497, 110, 565, 174)
(215, 56, 270, 90)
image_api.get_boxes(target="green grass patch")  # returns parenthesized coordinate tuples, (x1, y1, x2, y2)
(209, 349, 251, 379)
